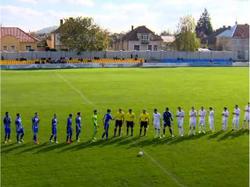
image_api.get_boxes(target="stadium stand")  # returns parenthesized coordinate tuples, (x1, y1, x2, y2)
(0, 58, 144, 65)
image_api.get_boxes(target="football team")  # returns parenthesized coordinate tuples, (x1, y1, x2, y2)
(2, 102, 249, 144)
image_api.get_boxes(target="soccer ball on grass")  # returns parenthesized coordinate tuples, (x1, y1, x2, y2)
(137, 151, 144, 157)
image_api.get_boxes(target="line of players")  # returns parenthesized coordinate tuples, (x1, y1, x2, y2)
(2, 103, 250, 144)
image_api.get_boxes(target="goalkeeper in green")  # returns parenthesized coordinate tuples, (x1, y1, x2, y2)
(92, 110, 98, 142)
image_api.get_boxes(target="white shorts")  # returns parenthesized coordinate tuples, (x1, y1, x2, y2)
(177, 120, 184, 128)
(199, 118, 205, 125)
(190, 119, 196, 127)
(209, 118, 214, 126)
(209, 118, 214, 124)
(222, 118, 228, 125)
(244, 114, 249, 121)
(233, 118, 240, 125)
(154, 122, 160, 129)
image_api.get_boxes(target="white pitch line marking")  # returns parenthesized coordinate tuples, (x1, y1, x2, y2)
(57, 72, 185, 186)
(134, 137, 186, 187)
(143, 150, 186, 187)
(56, 73, 94, 106)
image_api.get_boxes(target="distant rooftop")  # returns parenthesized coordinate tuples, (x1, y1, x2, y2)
(217, 23, 249, 39)
(233, 24, 249, 39)
(121, 26, 162, 41)
(0, 27, 38, 42)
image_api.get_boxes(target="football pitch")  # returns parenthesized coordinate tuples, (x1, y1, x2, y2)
(1, 67, 249, 187)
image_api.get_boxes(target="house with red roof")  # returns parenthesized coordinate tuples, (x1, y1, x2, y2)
(216, 23, 249, 60)
(0, 27, 39, 52)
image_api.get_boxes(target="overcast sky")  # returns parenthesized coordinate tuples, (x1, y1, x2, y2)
(0, 0, 249, 34)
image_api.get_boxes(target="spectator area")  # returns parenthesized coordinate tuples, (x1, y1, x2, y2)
(0, 58, 144, 65)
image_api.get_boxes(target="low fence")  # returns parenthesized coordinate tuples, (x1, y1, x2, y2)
(0, 63, 141, 70)
(1, 50, 236, 61)
(1, 61, 246, 70)
(159, 58, 233, 66)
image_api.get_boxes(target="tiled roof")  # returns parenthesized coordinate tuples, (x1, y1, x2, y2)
(233, 24, 249, 39)
(0, 27, 38, 42)
(217, 25, 236, 37)
(202, 26, 230, 44)
(121, 26, 162, 41)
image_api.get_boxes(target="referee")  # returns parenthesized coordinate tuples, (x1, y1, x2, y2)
(126, 109, 136, 136)
(139, 109, 150, 136)
(114, 108, 125, 137)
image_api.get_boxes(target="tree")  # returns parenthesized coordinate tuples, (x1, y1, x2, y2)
(174, 15, 200, 51)
(160, 29, 172, 36)
(59, 17, 109, 51)
(195, 8, 213, 39)
(108, 32, 125, 49)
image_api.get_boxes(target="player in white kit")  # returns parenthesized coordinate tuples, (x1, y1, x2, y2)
(208, 107, 215, 132)
(222, 107, 229, 131)
(153, 109, 161, 138)
(176, 107, 184, 136)
(198, 106, 206, 134)
(189, 107, 197, 135)
(243, 102, 250, 129)
(232, 105, 240, 130)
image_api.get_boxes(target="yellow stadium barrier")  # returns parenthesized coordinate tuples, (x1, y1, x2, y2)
(0, 58, 144, 65)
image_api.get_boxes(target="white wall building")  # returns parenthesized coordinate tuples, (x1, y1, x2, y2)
(113, 26, 163, 51)
(216, 23, 249, 60)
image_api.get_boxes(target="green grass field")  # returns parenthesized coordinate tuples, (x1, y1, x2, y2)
(1, 67, 249, 187)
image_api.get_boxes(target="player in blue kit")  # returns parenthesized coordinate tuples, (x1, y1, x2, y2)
(75, 112, 81, 142)
(32, 112, 40, 144)
(3, 112, 11, 144)
(15, 113, 24, 144)
(163, 107, 174, 137)
(102, 109, 113, 140)
(49, 114, 58, 144)
(66, 114, 73, 144)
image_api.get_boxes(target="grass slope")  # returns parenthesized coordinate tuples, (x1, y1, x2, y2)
(1, 67, 249, 187)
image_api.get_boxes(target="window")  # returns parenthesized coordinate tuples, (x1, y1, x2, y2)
(26, 46, 32, 51)
(237, 51, 244, 59)
(153, 45, 158, 51)
(148, 45, 152, 50)
(134, 45, 140, 51)
(141, 34, 149, 44)
(142, 34, 149, 40)
(3, 46, 7, 50)
(10, 46, 15, 50)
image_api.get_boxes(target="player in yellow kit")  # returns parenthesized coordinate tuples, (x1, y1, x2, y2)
(114, 108, 125, 137)
(139, 109, 150, 136)
(125, 109, 136, 136)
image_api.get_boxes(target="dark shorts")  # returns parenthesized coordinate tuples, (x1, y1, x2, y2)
(67, 128, 72, 135)
(17, 128, 24, 134)
(52, 128, 57, 135)
(5, 128, 11, 134)
(104, 123, 109, 129)
(140, 121, 148, 128)
(76, 126, 81, 133)
(164, 121, 171, 127)
(115, 120, 123, 128)
(126, 121, 134, 128)
(33, 127, 38, 133)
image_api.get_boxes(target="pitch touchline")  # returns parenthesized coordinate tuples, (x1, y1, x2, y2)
(56, 73, 94, 106)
